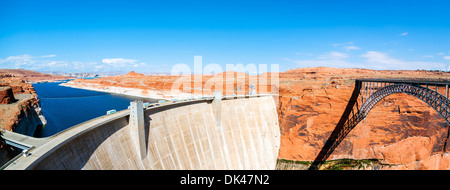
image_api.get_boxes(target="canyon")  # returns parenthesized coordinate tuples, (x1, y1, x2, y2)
(63, 67, 450, 169)
(277, 67, 450, 169)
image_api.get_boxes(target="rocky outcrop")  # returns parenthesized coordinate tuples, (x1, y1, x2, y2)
(0, 87, 15, 104)
(124, 71, 146, 77)
(0, 77, 46, 134)
(9, 97, 47, 136)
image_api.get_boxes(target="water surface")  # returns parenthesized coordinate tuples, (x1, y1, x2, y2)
(32, 80, 157, 137)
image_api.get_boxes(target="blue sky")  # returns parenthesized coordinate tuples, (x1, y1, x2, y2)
(1, 0, 450, 73)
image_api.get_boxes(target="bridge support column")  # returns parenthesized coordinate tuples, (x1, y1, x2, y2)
(130, 101, 146, 160)
(446, 84, 448, 99)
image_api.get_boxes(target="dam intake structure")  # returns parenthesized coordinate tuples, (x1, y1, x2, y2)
(2, 93, 280, 170)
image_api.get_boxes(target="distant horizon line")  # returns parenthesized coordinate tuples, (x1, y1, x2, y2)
(2, 66, 450, 74)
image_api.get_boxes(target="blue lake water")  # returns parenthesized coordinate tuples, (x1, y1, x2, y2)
(32, 80, 157, 137)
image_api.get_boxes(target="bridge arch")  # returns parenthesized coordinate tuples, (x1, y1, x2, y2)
(360, 84, 450, 124)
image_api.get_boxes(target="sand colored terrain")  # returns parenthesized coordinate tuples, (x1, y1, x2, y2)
(58, 67, 450, 169)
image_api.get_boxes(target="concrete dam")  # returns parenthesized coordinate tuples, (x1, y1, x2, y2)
(3, 94, 280, 170)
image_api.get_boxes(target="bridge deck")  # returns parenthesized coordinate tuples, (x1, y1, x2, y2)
(358, 78, 450, 86)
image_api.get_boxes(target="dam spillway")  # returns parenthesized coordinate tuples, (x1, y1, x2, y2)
(3, 94, 280, 170)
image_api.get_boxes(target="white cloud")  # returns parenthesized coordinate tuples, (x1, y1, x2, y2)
(295, 52, 312, 56)
(1, 54, 33, 62)
(0, 54, 153, 72)
(360, 51, 445, 70)
(0, 54, 36, 68)
(102, 58, 138, 65)
(360, 51, 398, 65)
(41, 54, 56, 58)
(0, 54, 58, 68)
(318, 51, 348, 60)
(444, 56, 450, 60)
(102, 58, 148, 70)
(332, 41, 354, 47)
(284, 58, 355, 68)
(400, 32, 408, 36)
(0, 54, 104, 72)
(343, 46, 360, 51)
(285, 51, 447, 71)
(423, 55, 434, 58)
(285, 51, 353, 68)
(133, 62, 147, 67)
(332, 42, 360, 51)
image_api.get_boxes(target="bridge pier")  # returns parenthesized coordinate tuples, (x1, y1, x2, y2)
(445, 84, 448, 98)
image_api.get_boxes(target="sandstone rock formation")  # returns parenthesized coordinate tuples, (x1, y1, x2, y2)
(0, 87, 15, 104)
(125, 71, 146, 77)
(0, 76, 46, 133)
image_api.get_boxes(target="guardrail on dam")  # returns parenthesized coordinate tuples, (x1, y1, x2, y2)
(3, 94, 280, 170)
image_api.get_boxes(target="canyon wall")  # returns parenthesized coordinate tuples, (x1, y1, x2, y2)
(277, 67, 450, 169)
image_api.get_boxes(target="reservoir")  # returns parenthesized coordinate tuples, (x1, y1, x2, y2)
(32, 80, 157, 137)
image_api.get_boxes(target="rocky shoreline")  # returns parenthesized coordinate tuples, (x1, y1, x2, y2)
(60, 80, 188, 100)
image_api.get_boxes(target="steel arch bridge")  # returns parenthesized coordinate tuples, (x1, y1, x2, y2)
(309, 78, 450, 170)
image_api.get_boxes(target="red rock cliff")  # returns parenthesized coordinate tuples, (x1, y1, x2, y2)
(0, 87, 15, 104)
